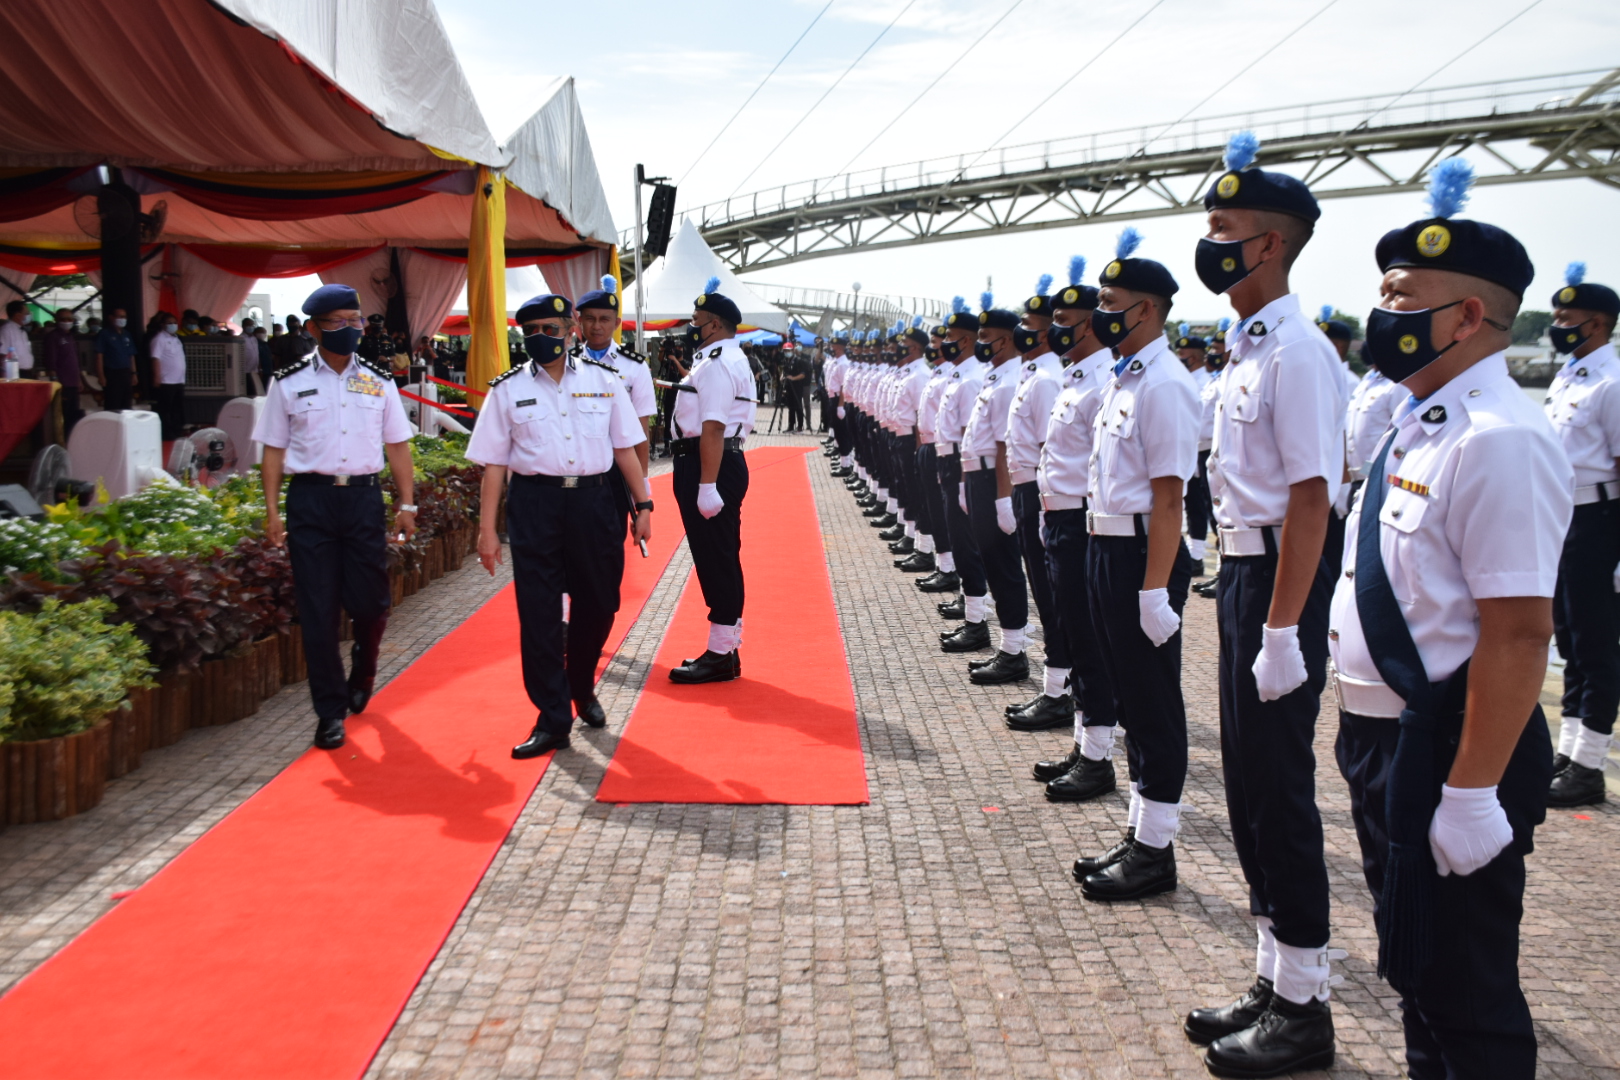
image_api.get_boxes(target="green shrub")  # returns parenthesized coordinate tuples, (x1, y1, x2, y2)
(0, 598, 155, 742)
(0, 517, 87, 580)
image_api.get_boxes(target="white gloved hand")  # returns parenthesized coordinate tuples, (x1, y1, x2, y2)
(1429, 784, 1514, 877)
(1252, 623, 1309, 702)
(959, 486, 969, 515)
(1138, 588, 1181, 647)
(696, 483, 725, 519)
(1038, 510, 1048, 548)
(995, 496, 1016, 535)
(837, 406, 846, 419)
(1613, 558, 1620, 593)
(1332, 482, 1351, 517)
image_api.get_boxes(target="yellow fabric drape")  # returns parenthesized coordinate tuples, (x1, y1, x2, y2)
(465, 167, 508, 399)
(608, 245, 623, 345)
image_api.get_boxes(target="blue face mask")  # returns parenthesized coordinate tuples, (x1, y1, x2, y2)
(1363, 301, 1463, 383)
(319, 325, 364, 356)
(1550, 322, 1588, 356)
(523, 330, 567, 365)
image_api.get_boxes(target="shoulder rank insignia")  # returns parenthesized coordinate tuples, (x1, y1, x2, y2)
(708, 347, 722, 359)
(1025, 362, 1036, 372)
(272, 355, 311, 380)
(580, 355, 617, 373)
(1421, 404, 1447, 424)
(355, 354, 392, 379)
(488, 364, 526, 388)
(1247, 320, 1267, 336)
(1387, 475, 1430, 497)
(1129, 359, 1144, 372)
(617, 344, 646, 363)
(568, 343, 585, 358)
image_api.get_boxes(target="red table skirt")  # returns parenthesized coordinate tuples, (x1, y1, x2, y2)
(0, 380, 57, 461)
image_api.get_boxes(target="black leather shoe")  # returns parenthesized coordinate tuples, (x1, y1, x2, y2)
(1073, 830, 1134, 880)
(895, 552, 935, 573)
(1193, 578, 1218, 598)
(1204, 995, 1334, 1078)
(861, 501, 885, 515)
(512, 725, 570, 760)
(869, 513, 897, 528)
(1548, 761, 1607, 807)
(1046, 755, 1116, 802)
(916, 571, 959, 593)
(1005, 693, 1074, 729)
(347, 679, 374, 715)
(1552, 752, 1571, 775)
(970, 650, 1030, 685)
(937, 596, 966, 619)
(880, 524, 907, 542)
(939, 621, 991, 653)
(1185, 978, 1274, 1045)
(831, 466, 854, 478)
(576, 696, 607, 728)
(314, 716, 346, 750)
(669, 649, 741, 684)
(1005, 692, 1043, 716)
(1081, 839, 1176, 901)
(1034, 745, 1082, 783)
(888, 538, 916, 556)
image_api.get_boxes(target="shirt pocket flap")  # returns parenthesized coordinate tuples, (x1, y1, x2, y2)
(1378, 486, 1427, 534)
(1226, 370, 1264, 423)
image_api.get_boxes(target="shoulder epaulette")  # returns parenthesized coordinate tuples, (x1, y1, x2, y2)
(581, 356, 618, 373)
(568, 343, 585, 358)
(272, 355, 311, 380)
(488, 364, 526, 388)
(356, 355, 392, 379)
(616, 344, 646, 364)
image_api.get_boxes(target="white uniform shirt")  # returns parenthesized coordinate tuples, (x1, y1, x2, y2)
(1543, 342, 1620, 489)
(1330, 352, 1572, 691)
(1346, 369, 1401, 479)
(465, 354, 645, 476)
(1005, 351, 1064, 484)
(935, 358, 988, 449)
(962, 358, 1022, 462)
(1038, 350, 1113, 502)
(253, 353, 413, 475)
(891, 357, 932, 431)
(824, 353, 848, 398)
(0, 320, 33, 370)
(918, 363, 953, 440)
(585, 342, 657, 418)
(1198, 367, 1221, 450)
(1208, 294, 1345, 529)
(1088, 337, 1201, 517)
(672, 339, 755, 439)
(151, 329, 187, 385)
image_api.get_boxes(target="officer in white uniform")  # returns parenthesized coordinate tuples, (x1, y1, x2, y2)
(1192, 321, 1233, 600)
(1182, 133, 1346, 1076)
(1332, 162, 1569, 1080)
(825, 334, 854, 476)
(1069, 229, 1200, 904)
(668, 278, 757, 684)
(1174, 326, 1215, 566)
(572, 275, 656, 535)
(1542, 264, 1620, 806)
(253, 284, 416, 751)
(888, 322, 939, 572)
(1316, 306, 1361, 575)
(466, 293, 651, 758)
(934, 303, 992, 646)
(912, 322, 960, 590)
(1029, 293, 1122, 801)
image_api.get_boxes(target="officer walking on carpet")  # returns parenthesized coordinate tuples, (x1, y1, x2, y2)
(668, 277, 757, 684)
(572, 275, 657, 536)
(465, 293, 653, 759)
(253, 284, 417, 752)
(1330, 159, 1568, 1080)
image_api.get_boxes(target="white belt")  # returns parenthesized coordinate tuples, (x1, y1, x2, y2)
(1088, 511, 1141, 536)
(1574, 480, 1619, 506)
(1010, 466, 1038, 485)
(1042, 493, 1087, 511)
(919, 429, 936, 444)
(961, 454, 993, 472)
(1330, 664, 1406, 719)
(1218, 525, 1278, 558)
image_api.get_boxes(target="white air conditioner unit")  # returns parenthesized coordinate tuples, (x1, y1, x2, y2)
(67, 409, 169, 501)
(216, 396, 265, 466)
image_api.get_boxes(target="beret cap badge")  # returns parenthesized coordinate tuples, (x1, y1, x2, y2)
(1104, 261, 1122, 279)
(1216, 173, 1240, 199)
(1063, 288, 1078, 303)
(1559, 286, 1578, 304)
(552, 297, 565, 311)
(1416, 224, 1451, 258)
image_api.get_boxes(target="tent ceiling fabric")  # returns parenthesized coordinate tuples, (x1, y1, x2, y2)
(502, 78, 617, 247)
(634, 219, 787, 333)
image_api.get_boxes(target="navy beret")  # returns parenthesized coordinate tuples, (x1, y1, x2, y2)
(577, 274, 621, 313)
(1375, 218, 1534, 299)
(930, 324, 947, 338)
(302, 283, 360, 316)
(1099, 257, 1179, 298)
(1175, 335, 1207, 350)
(1203, 132, 1320, 223)
(1023, 274, 1055, 316)
(694, 278, 742, 327)
(1050, 284, 1100, 311)
(1552, 264, 1620, 318)
(904, 328, 930, 348)
(1318, 319, 1354, 343)
(944, 310, 980, 332)
(979, 308, 1021, 331)
(515, 294, 573, 324)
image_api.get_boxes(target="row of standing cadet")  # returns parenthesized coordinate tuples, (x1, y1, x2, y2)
(825, 133, 1599, 1080)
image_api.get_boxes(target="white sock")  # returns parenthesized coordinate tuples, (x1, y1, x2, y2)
(1255, 917, 1278, 981)
(904, 521, 916, 538)
(963, 593, 988, 624)
(1126, 782, 1143, 830)
(1000, 625, 1028, 655)
(841, 455, 853, 468)
(1188, 537, 1207, 562)
(1559, 715, 1583, 758)
(1273, 940, 1346, 1004)
(706, 621, 738, 654)
(887, 498, 898, 514)
(1079, 723, 1115, 762)
(917, 533, 935, 554)
(1043, 666, 1070, 698)
(1134, 797, 1181, 849)
(937, 551, 955, 573)
(1572, 724, 1614, 770)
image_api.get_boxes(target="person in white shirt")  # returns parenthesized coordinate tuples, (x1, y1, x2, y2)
(1331, 160, 1568, 1080)
(149, 312, 188, 439)
(573, 275, 656, 537)
(1541, 263, 1620, 807)
(253, 284, 417, 751)
(910, 322, 959, 588)
(1316, 306, 1361, 575)
(1182, 133, 1346, 1076)
(887, 320, 940, 572)
(1173, 325, 1215, 567)
(1069, 229, 1200, 905)
(0, 300, 33, 374)
(934, 303, 993, 648)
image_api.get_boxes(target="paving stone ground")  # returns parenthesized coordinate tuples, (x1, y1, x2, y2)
(2, 419, 1618, 1079)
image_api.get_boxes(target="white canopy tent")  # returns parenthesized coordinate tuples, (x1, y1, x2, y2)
(632, 219, 787, 333)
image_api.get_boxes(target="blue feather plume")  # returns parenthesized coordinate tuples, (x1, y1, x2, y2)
(1218, 317, 1232, 333)
(1566, 261, 1587, 287)
(1115, 227, 1142, 259)
(1319, 304, 1334, 324)
(601, 274, 618, 292)
(1068, 255, 1086, 286)
(702, 275, 721, 294)
(911, 315, 923, 329)
(1223, 131, 1260, 172)
(980, 290, 994, 312)
(1177, 322, 1190, 338)
(1035, 273, 1053, 297)
(951, 295, 968, 314)
(1425, 158, 1474, 220)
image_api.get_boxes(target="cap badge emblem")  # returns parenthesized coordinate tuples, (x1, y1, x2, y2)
(1559, 286, 1578, 304)
(1216, 173, 1240, 199)
(1416, 224, 1451, 258)
(1104, 261, 1122, 279)
(1063, 288, 1077, 303)
(552, 297, 565, 312)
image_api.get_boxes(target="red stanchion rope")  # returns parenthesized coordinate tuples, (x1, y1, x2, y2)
(424, 374, 485, 397)
(399, 388, 475, 418)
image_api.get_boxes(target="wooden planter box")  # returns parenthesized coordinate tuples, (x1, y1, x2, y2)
(443, 529, 466, 572)
(191, 645, 258, 728)
(2, 718, 112, 825)
(152, 667, 195, 748)
(254, 634, 282, 701)
(389, 567, 405, 607)
(425, 536, 444, 582)
(281, 624, 308, 685)
(107, 687, 154, 780)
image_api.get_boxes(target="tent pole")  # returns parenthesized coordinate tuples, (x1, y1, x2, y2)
(633, 164, 646, 355)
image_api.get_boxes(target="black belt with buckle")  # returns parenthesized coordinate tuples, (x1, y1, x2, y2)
(291, 472, 380, 487)
(670, 436, 745, 457)
(511, 472, 611, 488)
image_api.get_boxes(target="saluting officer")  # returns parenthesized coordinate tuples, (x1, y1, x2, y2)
(1543, 263, 1620, 807)
(933, 301, 992, 639)
(1069, 229, 1200, 904)
(1182, 133, 1346, 1076)
(668, 277, 757, 684)
(254, 284, 416, 751)
(466, 294, 653, 759)
(1332, 161, 1568, 1080)
(573, 274, 656, 534)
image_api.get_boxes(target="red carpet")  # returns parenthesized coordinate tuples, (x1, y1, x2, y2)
(0, 474, 684, 1080)
(596, 447, 867, 805)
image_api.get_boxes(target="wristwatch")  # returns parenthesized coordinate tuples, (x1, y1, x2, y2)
(397, 504, 418, 514)
(635, 500, 654, 512)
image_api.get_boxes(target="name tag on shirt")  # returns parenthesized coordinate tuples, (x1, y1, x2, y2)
(346, 375, 383, 397)
(296, 388, 319, 398)
(515, 398, 537, 408)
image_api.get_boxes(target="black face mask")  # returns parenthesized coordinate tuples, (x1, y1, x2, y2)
(1194, 233, 1267, 295)
(319, 325, 364, 356)
(1090, 302, 1144, 350)
(973, 340, 997, 361)
(940, 340, 963, 362)
(1363, 301, 1463, 383)
(1550, 322, 1588, 356)
(523, 330, 567, 365)
(1014, 328, 1043, 353)
(1206, 350, 1228, 371)
(686, 323, 704, 349)
(1048, 325, 1080, 356)
(925, 346, 940, 361)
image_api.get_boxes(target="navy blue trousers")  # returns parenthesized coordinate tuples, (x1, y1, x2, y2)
(506, 477, 624, 736)
(285, 483, 392, 722)
(936, 453, 986, 597)
(674, 448, 749, 626)
(1012, 481, 1068, 668)
(1554, 500, 1620, 735)
(965, 468, 1028, 630)
(918, 443, 947, 551)
(1216, 548, 1335, 948)
(1042, 507, 1116, 726)
(1184, 449, 1212, 542)
(1087, 530, 1194, 803)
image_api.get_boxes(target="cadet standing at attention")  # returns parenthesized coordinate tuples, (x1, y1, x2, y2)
(1069, 228, 1200, 904)
(573, 275, 656, 535)
(1182, 132, 1346, 1078)
(933, 300, 993, 645)
(1317, 306, 1361, 575)
(254, 284, 417, 751)
(668, 277, 757, 684)
(1331, 159, 1568, 1080)
(466, 293, 652, 759)
(1542, 263, 1620, 807)
(1174, 325, 1214, 568)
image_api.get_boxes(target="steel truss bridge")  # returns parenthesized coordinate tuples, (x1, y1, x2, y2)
(621, 68, 1620, 275)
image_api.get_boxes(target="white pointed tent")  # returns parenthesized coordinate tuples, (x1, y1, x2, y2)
(632, 219, 787, 333)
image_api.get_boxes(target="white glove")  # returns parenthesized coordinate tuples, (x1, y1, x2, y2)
(1138, 588, 1181, 647)
(995, 496, 1016, 535)
(1613, 558, 1620, 593)
(958, 486, 969, 515)
(837, 406, 846, 419)
(1429, 784, 1514, 877)
(1252, 623, 1309, 702)
(1038, 510, 1048, 547)
(1333, 482, 1351, 517)
(697, 483, 724, 519)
